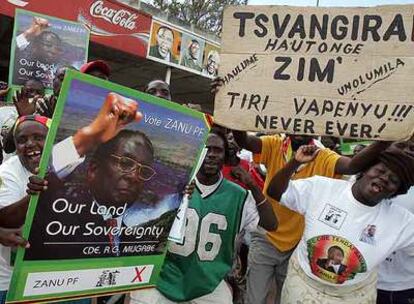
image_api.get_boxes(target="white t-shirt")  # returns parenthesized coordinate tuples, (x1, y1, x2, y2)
(0, 156, 31, 290)
(280, 176, 414, 287)
(378, 186, 414, 291)
(0, 137, 81, 291)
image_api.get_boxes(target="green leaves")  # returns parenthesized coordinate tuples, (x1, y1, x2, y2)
(149, 0, 248, 34)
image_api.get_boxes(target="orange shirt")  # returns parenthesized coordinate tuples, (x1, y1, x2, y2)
(255, 135, 341, 252)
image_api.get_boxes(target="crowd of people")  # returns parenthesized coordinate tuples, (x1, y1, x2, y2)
(0, 25, 413, 304)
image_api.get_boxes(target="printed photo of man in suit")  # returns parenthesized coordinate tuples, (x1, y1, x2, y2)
(317, 245, 347, 275)
(24, 93, 177, 260)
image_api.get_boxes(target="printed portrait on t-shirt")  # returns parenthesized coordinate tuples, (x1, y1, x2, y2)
(316, 245, 347, 275)
(307, 235, 367, 284)
(359, 224, 377, 245)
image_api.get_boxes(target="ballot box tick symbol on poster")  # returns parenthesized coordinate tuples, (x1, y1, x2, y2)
(96, 270, 120, 287)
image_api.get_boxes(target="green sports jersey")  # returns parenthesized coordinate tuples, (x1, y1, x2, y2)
(157, 178, 249, 301)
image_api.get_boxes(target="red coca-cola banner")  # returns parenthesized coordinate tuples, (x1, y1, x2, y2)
(1, 0, 152, 58)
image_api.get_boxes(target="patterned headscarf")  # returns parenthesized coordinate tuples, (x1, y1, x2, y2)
(13, 115, 51, 136)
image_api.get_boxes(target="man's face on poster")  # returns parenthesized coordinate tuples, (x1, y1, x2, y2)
(189, 41, 200, 60)
(87, 136, 155, 207)
(327, 247, 344, 265)
(332, 249, 344, 265)
(367, 225, 376, 237)
(206, 52, 219, 75)
(156, 27, 174, 59)
(32, 31, 63, 64)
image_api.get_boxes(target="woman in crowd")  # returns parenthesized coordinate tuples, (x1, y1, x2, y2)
(267, 141, 414, 303)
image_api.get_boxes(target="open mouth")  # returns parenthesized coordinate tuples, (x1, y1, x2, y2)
(25, 150, 41, 164)
(371, 182, 384, 194)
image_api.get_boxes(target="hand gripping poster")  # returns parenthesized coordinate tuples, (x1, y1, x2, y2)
(9, 9, 89, 92)
(7, 70, 210, 303)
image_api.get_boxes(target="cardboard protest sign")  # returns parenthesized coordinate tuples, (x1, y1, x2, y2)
(9, 9, 89, 92)
(214, 5, 414, 140)
(7, 70, 210, 303)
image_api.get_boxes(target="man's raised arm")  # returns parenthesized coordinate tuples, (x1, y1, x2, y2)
(73, 92, 142, 156)
(232, 166, 277, 231)
(267, 145, 319, 201)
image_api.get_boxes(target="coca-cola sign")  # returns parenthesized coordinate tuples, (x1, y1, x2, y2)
(1, 0, 152, 58)
(89, 0, 137, 30)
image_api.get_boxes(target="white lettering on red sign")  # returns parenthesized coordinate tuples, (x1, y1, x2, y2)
(90, 0, 137, 30)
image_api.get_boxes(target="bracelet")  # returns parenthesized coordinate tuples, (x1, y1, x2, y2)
(256, 198, 267, 208)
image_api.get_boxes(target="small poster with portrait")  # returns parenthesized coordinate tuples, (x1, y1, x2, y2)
(148, 21, 181, 65)
(9, 9, 89, 92)
(202, 44, 220, 78)
(7, 70, 210, 303)
(179, 33, 205, 73)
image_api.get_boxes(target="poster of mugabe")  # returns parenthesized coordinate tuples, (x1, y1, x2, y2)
(9, 9, 89, 91)
(7, 70, 210, 303)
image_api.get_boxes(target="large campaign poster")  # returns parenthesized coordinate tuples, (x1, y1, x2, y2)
(214, 5, 414, 140)
(7, 70, 210, 303)
(9, 9, 89, 91)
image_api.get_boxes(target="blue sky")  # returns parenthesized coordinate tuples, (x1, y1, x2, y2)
(248, 0, 413, 6)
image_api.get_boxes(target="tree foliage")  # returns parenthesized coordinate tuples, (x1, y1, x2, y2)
(148, 0, 248, 34)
